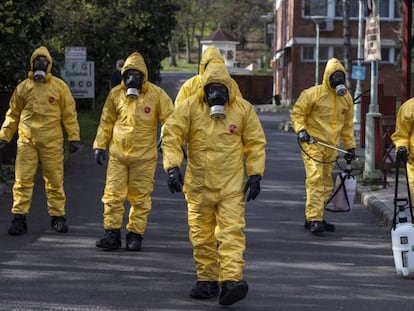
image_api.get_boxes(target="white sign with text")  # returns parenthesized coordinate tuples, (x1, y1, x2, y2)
(61, 61, 95, 99)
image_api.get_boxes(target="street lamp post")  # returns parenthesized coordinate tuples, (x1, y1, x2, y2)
(364, 0, 382, 180)
(260, 13, 273, 70)
(354, 0, 364, 124)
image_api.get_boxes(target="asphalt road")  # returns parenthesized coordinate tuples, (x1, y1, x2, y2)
(0, 73, 413, 310)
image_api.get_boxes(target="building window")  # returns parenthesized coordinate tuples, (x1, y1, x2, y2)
(302, 46, 314, 61)
(333, 46, 358, 61)
(301, 45, 329, 62)
(303, 0, 402, 20)
(379, 0, 402, 19)
(334, 0, 359, 18)
(303, 0, 328, 16)
(381, 47, 400, 64)
(227, 50, 234, 60)
(301, 45, 398, 64)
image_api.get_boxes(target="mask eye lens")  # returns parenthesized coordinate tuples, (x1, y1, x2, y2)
(205, 83, 226, 95)
(330, 71, 344, 81)
(34, 56, 48, 67)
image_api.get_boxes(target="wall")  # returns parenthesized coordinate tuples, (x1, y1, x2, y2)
(231, 74, 273, 105)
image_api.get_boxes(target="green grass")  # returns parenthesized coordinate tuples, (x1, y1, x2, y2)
(161, 57, 198, 72)
(77, 109, 101, 142)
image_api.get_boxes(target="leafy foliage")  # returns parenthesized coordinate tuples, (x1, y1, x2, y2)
(46, 0, 178, 102)
(0, 0, 273, 103)
(0, 0, 178, 102)
(0, 0, 53, 90)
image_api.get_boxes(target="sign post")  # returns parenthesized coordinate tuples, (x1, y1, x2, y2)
(363, 5, 382, 180)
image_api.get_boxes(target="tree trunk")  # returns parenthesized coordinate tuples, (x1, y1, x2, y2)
(185, 34, 192, 64)
(168, 32, 177, 67)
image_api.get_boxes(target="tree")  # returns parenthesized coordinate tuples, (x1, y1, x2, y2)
(46, 0, 178, 103)
(216, 0, 273, 49)
(0, 0, 53, 91)
(171, 0, 273, 65)
(0, 0, 177, 102)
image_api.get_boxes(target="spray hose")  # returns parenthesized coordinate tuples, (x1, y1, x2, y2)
(297, 136, 354, 164)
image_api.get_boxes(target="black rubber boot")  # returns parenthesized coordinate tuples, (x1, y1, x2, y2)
(96, 229, 121, 250)
(51, 216, 69, 233)
(310, 221, 324, 235)
(304, 220, 335, 232)
(126, 232, 143, 251)
(189, 281, 219, 299)
(219, 280, 248, 305)
(8, 214, 28, 236)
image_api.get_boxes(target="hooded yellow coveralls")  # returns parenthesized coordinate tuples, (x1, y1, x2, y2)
(391, 97, 414, 200)
(175, 46, 242, 106)
(0, 46, 80, 217)
(162, 62, 266, 282)
(93, 52, 174, 234)
(290, 58, 355, 222)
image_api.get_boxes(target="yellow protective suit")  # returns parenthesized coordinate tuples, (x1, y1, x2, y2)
(391, 97, 414, 200)
(162, 62, 266, 282)
(174, 46, 242, 106)
(0, 46, 80, 217)
(93, 51, 174, 235)
(290, 58, 355, 222)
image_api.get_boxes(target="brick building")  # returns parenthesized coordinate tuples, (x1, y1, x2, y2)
(272, 0, 411, 106)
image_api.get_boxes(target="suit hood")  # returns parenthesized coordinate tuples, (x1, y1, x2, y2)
(322, 58, 346, 89)
(28, 46, 53, 81)
(199, 46, 225, 75)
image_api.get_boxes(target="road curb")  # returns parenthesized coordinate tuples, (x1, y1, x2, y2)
(356, 187, 394, 230)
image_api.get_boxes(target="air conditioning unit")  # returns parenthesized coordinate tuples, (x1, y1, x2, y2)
(319, 19, 334, 32)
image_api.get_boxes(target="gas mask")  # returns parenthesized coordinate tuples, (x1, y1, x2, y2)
(204, 83, 229, 120)
(329, 71, 347, 96)
(33, 56, 49, 83)
(123, 70, 144, 99)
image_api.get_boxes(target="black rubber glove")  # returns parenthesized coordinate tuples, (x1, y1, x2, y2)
(344, 148, 356, 161)
(397, 146, 408, 163)
(94, 149, 106, 166)
(298, 130, 311, 143)
(0, 139, 8, 150)
(244, 175, 262, 201)
(69, 141, 81, 153)
(167, 167, 183, 193)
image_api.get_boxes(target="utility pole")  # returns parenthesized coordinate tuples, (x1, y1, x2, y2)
(343, 0, 352, 90)
(353, 0, 364, 125)
(401, 0, 412, 102)
(363, 0, 382, 180)
(260, 13, 273, 70)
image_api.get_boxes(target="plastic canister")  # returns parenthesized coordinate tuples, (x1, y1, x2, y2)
(332, 173, 356, 211)
(391, 219, 414, 277)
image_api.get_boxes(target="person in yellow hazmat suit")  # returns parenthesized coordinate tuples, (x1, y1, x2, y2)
(391, 97, 414, 198)
(290, 57, 356, 235)
(93, 51, 174, 251)
(0, 46, 81, 235)
(161, 62, 266, 306)
(175, 46, 242, 106)
(157, 46, 243, 154)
